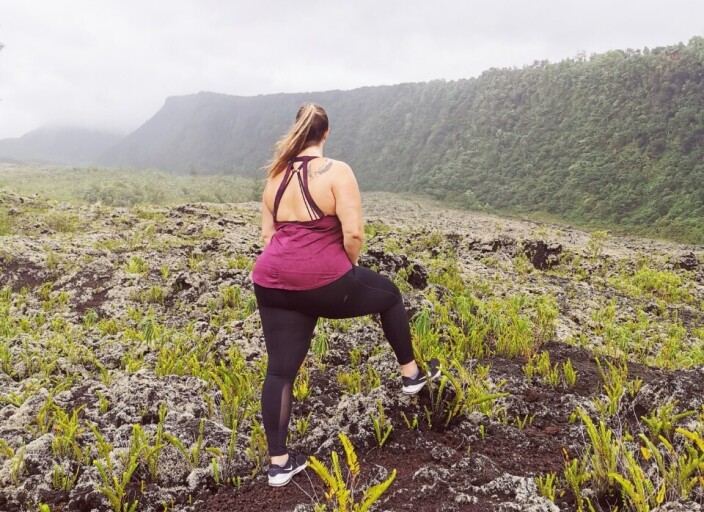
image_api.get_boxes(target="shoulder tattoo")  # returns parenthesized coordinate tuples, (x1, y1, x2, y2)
(310, 159, 333, 180)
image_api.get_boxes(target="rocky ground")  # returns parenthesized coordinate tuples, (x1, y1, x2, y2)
(0, 191, 702, 512)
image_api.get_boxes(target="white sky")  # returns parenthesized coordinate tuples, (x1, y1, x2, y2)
(0, 0, 702, 139)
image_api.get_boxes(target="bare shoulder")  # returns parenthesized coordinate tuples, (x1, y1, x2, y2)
(329, 158, 352, 172)
(310, 158, 353, 181)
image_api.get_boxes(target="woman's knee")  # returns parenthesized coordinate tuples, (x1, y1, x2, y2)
(265, 365, 297, 382)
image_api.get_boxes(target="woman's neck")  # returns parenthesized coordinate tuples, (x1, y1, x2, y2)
(298, 143, 324, 158)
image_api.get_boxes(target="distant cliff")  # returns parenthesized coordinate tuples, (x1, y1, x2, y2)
(99, 38, 704, 242)
(6, 37, 704, 243)
(0, 127, 121, 165)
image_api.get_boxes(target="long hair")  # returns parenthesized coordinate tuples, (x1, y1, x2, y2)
(266, 103, 328, 179)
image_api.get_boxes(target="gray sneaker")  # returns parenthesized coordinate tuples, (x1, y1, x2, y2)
(267, 453, 308, 487)
(402, 358, 442, 395)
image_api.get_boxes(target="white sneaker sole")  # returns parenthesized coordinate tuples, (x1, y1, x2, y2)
(402, 369, 441, 395)
(267, 461, 307, 487)
(402, 380, 428, 395)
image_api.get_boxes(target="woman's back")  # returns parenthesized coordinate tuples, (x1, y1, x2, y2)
(263, 156, 338, 222)
(254, 155, 357, 291)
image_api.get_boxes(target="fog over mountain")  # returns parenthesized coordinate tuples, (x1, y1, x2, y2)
(0, 127, 122, 165)
(2, 38, 703, 242)
(2, 1, 704, 139)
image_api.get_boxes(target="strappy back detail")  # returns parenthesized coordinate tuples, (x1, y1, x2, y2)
(253, 154, 352, 290)
(273, 156, 325, 223)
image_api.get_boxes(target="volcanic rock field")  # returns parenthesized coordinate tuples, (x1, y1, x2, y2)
(0, 191, 702, 512)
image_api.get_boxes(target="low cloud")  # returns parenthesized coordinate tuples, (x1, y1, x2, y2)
(0, 0, 702, 138)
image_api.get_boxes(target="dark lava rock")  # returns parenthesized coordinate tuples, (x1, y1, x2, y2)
(361, 250, 428, 289)
(469, 236, 517, 255)
(676, 252, 699, 271)
(523, 240, 562, 270)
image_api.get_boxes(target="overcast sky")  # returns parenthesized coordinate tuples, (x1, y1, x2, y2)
(0, 0, 702, 139)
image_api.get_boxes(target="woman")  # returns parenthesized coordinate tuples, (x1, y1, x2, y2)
(251, 103, 440, 487)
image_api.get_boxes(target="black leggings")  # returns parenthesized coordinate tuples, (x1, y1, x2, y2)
(253, 266, 414, 456)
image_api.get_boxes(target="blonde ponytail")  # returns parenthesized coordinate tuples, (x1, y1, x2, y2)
(266, 103, 328, 179)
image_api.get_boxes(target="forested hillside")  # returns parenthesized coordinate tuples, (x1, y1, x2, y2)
(99, 38, 704, 243)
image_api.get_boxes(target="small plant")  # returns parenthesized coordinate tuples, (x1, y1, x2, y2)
(428, 361, 508, 427)
(627, 376, 643, 398)
(0, 208, 11, 235)
(87, 422, 113, 467)
(594, 357, 628, 417)
(563, 359, 577, 387)
(220, 285, 242, 309)
(83, 308, 99, 328)
(242, 295, 257, 317)
(587, 230, 610, 259)
(164, 419, 211, 470)
(308, 433, 397, 512)
(0, 438, 14, 459)
(226, 255, 253, 270)
(313, 319, 330, 360)
(524, 352, 578, 388)
(524, 351, 560, 387)
(245, 419, 268, 477)
(201, 228, 223, 239)
(400, 412, 418, 430)
(139, 285, 165, 305)
(575, 409, 619, 493)
(51, 405, 86, 462)
(337, 368, 361, 395)
(44, 211, 79, 233)
(52, 463, 80, 491)
(642, 402, 697, 442)
(370, 400, 393, 448)
(140, 404, 168, 481)
(610, 447, 659, 512)
(293, 364, 311, 401)
(533, 294, 559, 343)
(296, 412, 312, 437)
(364, 365, 381, 391)
(563, 455, 591, 512)
(210, 456, 221, 485)
(94, 449, 141, 512)
(207, 358, 260, 430)
(46, 251, 62, 270)
(349, 347, 363, 368)
(338, 365, 380, 395)
(124, 256, 149, 274)
(187, 253, 206, 271)
(10, 445, 26, 484)
(535, 471, 558, 502)
(513, 414, 534, 430)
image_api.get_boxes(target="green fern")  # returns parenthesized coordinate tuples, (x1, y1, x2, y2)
(308, 433, 396, 512)
(339, 433, 360, 478)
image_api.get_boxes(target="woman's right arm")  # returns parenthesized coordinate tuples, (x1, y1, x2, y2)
(261, 181, 275, 248)
(333, 162, 364, 265)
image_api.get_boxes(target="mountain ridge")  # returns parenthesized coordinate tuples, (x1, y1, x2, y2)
(4, 38, 703, 242)
(0, 126, 122, 165)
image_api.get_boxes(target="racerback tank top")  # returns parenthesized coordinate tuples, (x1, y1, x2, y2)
(251, 156, 353, 290)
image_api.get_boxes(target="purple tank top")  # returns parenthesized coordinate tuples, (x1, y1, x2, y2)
(252, 156, 353, 290)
